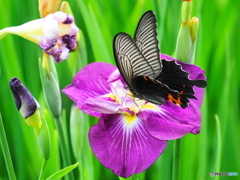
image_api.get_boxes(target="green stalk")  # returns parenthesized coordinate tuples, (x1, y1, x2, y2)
(39, 56, 74, 179)
(0, 113, 17, 180)
(54, 116, 74, 180)
(215, 115, 222, 180)
(38, 159, 48, 180)
(172, 138, 182, 180)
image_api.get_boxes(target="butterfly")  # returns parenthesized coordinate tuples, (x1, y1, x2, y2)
(113, 10, 207, 108)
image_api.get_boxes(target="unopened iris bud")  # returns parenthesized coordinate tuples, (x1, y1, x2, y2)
(0, 11, 79, 63)
(39, 54, 61, 119)
(189, 17, 199, 42)
(39, 0, 61, 18)
(10, 78, 42, 130)
(176, 0, 198, 64)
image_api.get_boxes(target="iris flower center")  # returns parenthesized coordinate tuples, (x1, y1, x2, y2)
(108, 82, 147, 116)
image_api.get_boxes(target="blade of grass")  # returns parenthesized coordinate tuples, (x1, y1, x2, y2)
(196, 92, 208, 180)
(76, 0, 112, 63)
(0, 113, 17, 180)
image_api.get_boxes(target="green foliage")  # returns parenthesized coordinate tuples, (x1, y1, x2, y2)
(46, 162, 79, 180)
(0, 0, 239, 180)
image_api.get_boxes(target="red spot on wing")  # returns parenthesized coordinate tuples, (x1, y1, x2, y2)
(167, 93, 185, 107)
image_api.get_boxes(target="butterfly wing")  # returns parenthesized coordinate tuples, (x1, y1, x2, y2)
(132, 60, 207, 108)
(156, 60, 207, 93)
(132, 75, 189, 107)
(134, 10, 162, 78)
(155, 59, 207, 108)
(113, 32, 155, 95)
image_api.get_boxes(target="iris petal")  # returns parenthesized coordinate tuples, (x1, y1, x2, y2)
(89, 114, 167, 178)
(143, 101, 201, 140)
(62, 62, 117, 116)
(80, 96, 128, 117)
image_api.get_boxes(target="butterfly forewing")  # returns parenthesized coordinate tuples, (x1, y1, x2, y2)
(114, 33, 155, 87)
(134, 11, 162, 78)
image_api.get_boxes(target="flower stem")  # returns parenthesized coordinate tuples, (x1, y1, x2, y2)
(38, 159, 48, 180)
(172, 138, 182, 180)
(54, 116, 74, 180)
(0, 113, 17, 180)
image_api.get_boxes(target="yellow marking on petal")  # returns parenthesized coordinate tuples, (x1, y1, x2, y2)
(105, 93, 118, 103)
(129, 107, 138, 114)
(123, 111, 132, 116)
(125, 114, 137, 126)
(142, 103, 158, 110)
(128, 91, 133, 97)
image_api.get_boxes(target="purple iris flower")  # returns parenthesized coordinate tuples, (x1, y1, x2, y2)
(62, 54, 206, 178)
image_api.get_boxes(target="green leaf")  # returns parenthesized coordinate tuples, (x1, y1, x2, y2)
(46, 162, 79, 180)
(76, 0, 112, 63)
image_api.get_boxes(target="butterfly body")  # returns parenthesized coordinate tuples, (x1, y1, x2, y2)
(113, 11, 207, 108)
(132, 75, 166, 105)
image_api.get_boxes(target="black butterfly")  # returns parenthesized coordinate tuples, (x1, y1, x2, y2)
(113, 10, 207, 108)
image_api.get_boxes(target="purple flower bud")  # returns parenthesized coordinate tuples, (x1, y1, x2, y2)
(10, 77, 40, 119)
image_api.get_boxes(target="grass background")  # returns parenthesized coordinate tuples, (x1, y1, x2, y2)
(0, 0, 239, 179)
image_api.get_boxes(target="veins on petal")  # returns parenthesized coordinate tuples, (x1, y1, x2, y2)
(159, 108, 182, 123)
(110, 118, 124, 151)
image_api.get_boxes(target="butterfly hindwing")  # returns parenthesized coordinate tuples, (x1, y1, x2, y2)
(156, 59, 207, 94)
(133, 75, 193, 108)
